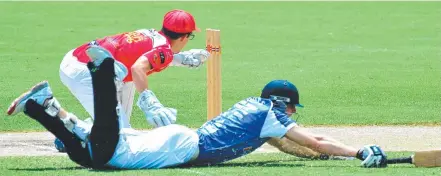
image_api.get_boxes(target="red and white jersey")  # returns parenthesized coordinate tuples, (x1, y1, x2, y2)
(72, 29, 174, 82)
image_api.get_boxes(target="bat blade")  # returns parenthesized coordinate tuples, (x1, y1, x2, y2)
(413, 150, 441, 167)
(386, 150, 441, 167)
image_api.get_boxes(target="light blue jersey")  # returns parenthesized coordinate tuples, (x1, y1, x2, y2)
(187, 97, 297, 166)
(70, 97, 297, 169)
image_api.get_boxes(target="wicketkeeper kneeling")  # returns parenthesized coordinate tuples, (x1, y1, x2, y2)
(6, 46, 388, 169)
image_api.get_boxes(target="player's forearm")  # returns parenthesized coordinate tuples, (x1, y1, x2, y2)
(285, 127, 358, 158)
(313, 140, 358, 157)
(313, 134, 343, 144)
(131, 63, 150, 93)
(267, 138, 322, 159)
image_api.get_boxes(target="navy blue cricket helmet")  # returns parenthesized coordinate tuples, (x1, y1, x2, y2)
(260, 80, 304, 108)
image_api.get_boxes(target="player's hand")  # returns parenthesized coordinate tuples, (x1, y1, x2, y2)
(145, 106, 177, 127)
(171, 49, 210, 68)
(188, 49, 210, 63)
(136, 90, 177, 127)
(167, 107, 177, 116)
(356, 144, 387, 168)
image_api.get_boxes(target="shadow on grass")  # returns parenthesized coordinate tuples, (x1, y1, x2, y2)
(9, 166, 128, 172)
(9, 159, 398, 172)
(199, 161, 306, 168)
(7, 160, 304, 172)
(9, 166, 87, 171)
(175, 159, 359, 169)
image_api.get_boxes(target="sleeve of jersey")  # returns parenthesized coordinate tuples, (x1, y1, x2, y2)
(259, 110, 298, 139)
(143, 46, 174, 72)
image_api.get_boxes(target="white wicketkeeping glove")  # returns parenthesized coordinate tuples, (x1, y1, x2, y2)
(171, 49, 210, 68)
(136, 90, 177, 127)
(358, 144, 388, 168)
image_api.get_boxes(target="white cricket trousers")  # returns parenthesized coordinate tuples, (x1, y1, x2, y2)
(59, 49, 136, 127)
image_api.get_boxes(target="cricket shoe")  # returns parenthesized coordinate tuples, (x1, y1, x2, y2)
(85, 45, 128, 81)
(6, 81, 53, 116)
(54, 138, 66, 153)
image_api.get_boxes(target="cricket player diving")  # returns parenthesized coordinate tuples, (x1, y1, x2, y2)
(46, 9, 210, 151)
(6, 46, 388, 169)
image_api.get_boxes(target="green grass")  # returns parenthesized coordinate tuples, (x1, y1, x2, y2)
(1, 153, 440, 176)
(0, 2, 440, 131)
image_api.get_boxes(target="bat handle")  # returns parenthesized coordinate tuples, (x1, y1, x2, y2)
(386, 156, 413, 164)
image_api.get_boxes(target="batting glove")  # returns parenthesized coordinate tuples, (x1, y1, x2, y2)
(136, 90, 177, 127)
(356, 144, 388, 168)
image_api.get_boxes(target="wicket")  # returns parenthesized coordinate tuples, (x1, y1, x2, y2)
(206, 28, 222, 120)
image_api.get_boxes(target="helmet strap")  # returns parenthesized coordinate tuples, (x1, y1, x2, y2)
(269, 95, 291, 104)
(272, 99, 288, 113)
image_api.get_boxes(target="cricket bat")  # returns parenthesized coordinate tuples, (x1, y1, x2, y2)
(386, 150, 441, 167)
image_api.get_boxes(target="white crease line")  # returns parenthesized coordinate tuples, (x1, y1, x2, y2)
(180, 170, 214, 176)
(3, 0, 441, 1)
(16, 142, 59, 152)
